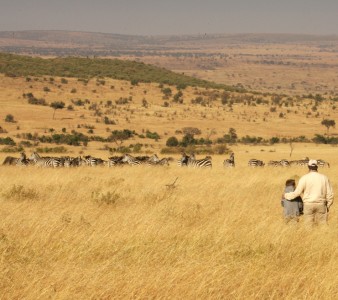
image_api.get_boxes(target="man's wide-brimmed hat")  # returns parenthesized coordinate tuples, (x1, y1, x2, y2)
(308, 159, 318, 167)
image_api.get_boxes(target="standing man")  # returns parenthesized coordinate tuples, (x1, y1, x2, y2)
(284, 159, 333, 225)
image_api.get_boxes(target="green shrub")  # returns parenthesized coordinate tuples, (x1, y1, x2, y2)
(0, 137, 16, 146)
(4, 114, 15, 123)
(0, 146, 24, 153)
(146, 130, 160, 140)
(166, 136, 179, 147)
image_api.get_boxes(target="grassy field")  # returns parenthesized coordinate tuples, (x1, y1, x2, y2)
(0, 146, 337, 299)
(0, 48, 338, 298)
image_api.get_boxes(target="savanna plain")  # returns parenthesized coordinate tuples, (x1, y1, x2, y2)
(1, 34, 338, 299)
(1, 151, 338, 299)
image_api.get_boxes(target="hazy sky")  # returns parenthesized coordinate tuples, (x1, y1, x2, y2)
(0, 0, 337, 35)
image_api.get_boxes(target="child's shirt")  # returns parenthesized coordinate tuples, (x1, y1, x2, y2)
(281, 185, 303, 217)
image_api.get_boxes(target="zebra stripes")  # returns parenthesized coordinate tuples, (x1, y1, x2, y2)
(178, 153, 212, 168)
(29, 152, 62, 168)
(317, 159, 330, 168)
(83, 155, 106, 167)
(267, 159, 290, 167)
(248, 159, 265, 167)
(62, 156, 83, 167)
(108, 156, 125, 167)
(121, 154, 143, 166)
(289, 157, 309, 167)
(121, 154, 165, 166)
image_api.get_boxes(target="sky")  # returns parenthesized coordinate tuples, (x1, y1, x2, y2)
(0, 0, 337, 36)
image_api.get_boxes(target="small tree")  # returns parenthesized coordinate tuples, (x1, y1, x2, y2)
(321, 119, 335, 134)
(50, 101, 65, 119)
(228, 128, 238, 141)
(161, 88, 172, 99)
(166, 136, 179, 147)
(5, 114, 15, 123)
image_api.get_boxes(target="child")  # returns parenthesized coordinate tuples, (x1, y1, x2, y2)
(281, 179, 303, 223)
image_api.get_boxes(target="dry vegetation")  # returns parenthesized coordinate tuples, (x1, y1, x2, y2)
(0, 73, 338, 158)
(1, 34, 338, 298)
(0, 148, 337, 299)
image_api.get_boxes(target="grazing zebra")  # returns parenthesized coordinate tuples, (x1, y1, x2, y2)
(148, 157, 170, 166)
(179, 153, 212, 168)
(289, 157, 309, 167)
(267, 160, 281, 167)
(267, 159, 290, 167)
(248, 159, 265, 167)
(156, 157, 170, 166)
(121, 154, 142, 166)
(223, 153, 235, 167)
(280, 159, 290, 167)
(2, 152, 29, 166)
(316, 159, 330, 168)
(139, 154, 161, 166)
(190, 155, 212, 168)
(83, 155, 105, 166)
(147, 154, 160, 164)
(108, 156, 124, 167)
(29, 152, 62, 168)
(63, 156, 82, 167)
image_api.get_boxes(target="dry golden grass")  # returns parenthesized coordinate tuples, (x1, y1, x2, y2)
(0, 146, 337, 299)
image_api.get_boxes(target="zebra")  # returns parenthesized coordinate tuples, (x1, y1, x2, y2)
(156, 157, 170, 166)
(83, 155, 105, 166)
(147, 154, 160, 164)
(289, 157, 309, 167)
(62, 156, 83, 167)
(248, 159, 265, 167)
(267, 160, 281, 167)
(280, 159, 290, 167)
(108, 156, 124, 167)
(223, 153, 235, 167)
(135, 155, 150, 162)
(316, 159, 330, 168)
(2, 152, 29, 166)
(121, 154, 142, 166)
(29, 152, 62, 168)
(180, 153, 212, 168)
(267, 159, 290, 167)
(190, 155, 212, 168)
(148, 157, 170, 166)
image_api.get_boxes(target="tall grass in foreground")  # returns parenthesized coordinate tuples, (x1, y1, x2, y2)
(0, 161, 337, 299)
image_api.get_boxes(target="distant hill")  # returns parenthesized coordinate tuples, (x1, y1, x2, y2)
(1, 30, 338, 57)
(0, 52, 240, 91)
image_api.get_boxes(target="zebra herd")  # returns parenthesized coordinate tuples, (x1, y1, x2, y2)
(248, 157, 330, 168)
(2, 152, 174, 168)
(1, 152, 330, 169)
